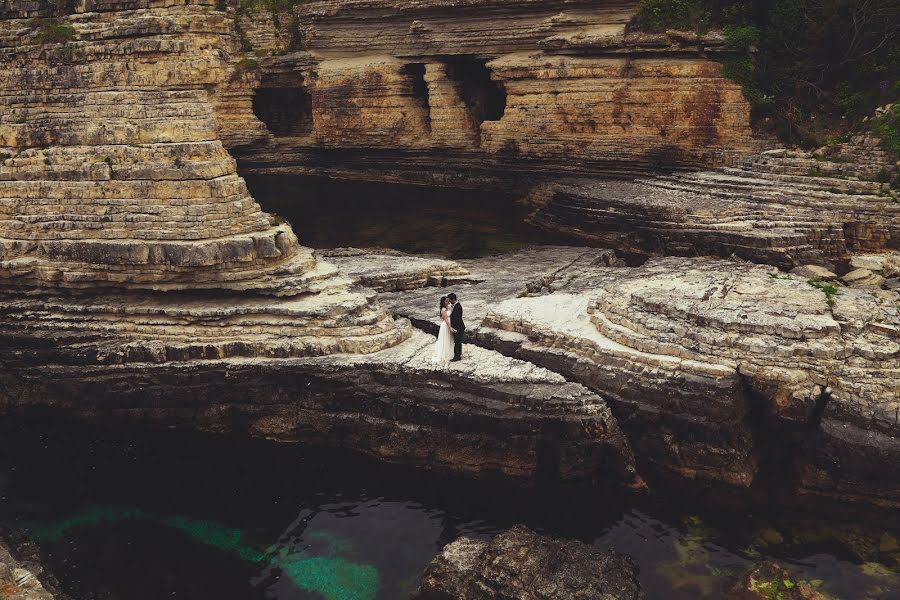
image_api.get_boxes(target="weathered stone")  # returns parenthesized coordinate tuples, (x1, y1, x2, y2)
(411, 525, 643, 600)
(0, 533, 57, 600)
(0, 329, 640, 489)
(377, 247, 900, 508)
(842, 268, 886, 289)
(791, 265, 838, 281)
(850, 254, 887, 272)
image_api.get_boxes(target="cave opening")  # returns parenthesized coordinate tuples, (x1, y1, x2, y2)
(402, 63, 431, 131)
(252, 86, 313, 138)
(445, 56, 506, 126)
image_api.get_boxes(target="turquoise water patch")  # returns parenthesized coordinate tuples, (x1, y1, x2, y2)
(279, 555, 380, 600)
(25, 506, 380, 600)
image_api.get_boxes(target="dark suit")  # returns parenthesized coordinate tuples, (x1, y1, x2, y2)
(450, 301, 465, 359)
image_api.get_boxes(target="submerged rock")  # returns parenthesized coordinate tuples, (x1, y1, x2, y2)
(726, 562, 827, 600)
(411, 525, 643, 600)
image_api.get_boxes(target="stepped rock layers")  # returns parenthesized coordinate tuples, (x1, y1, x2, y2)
(0, 1, 642, 489)
(222, 0, 897, 267)
(376, 247, 900, 509)
(527, 143, 900, 269)
(223, 0, 761, 185)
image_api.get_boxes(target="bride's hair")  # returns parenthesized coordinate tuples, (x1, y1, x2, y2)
(439, 296, 448, 315)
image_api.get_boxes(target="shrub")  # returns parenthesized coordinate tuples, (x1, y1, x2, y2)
(234, 58, 260, 71)
(632, 0, 709, 31)
(870, 104, 900, 154)
(30, 18, 76, 44)
(724, 25, 759, 52)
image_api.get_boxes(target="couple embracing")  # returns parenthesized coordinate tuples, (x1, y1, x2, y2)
(431, 292, 466, 364)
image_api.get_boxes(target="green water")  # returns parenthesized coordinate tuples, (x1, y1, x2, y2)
(2, 424, 899, 599)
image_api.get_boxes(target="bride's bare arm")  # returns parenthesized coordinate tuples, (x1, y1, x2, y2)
(442, 308, 456, 333)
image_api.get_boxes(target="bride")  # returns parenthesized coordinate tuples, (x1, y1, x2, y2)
(431, 295, 455, 363)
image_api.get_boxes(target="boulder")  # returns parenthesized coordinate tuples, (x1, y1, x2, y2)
(850, 254, 887, 272)
(791, 265, 838, 281)
(411, 525, 643, 600)
(842, 268, 886, 289)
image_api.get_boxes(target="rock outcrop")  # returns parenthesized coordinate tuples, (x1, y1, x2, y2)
(225, 0, 762, 187)
(526, 145, 899, 270)
(218, 0, 899, 269)
(411, 525, 643, 600)
(0, 532, 58, 600)
(377, 247, 900, 509)
(0, 1, 640, 490)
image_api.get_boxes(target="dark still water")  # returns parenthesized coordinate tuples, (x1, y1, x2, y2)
(243, 176, 568, 259)
(2, 423, 899, 600)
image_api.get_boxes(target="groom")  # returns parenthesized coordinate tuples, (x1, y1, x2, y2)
(448, 293, 465, 361)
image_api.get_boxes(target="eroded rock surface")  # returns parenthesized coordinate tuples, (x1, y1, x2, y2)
(0, 1, 641, 490)
(412, 525, 643, 600)
(376, 246, 900, 508)
(227, 0, 762, 188)
(0, 329, 640, 488)
(527, 145, 899, 270)
(0, 533, 58, 600)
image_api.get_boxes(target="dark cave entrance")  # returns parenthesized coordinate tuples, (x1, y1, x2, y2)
(402, 63, 431, 132)
(445, 56, 506, 131)
(252, 86, 313, 137)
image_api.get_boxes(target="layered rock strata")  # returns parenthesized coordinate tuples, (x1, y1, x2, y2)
(411, 524, 644, 600)
(375, 247, 900, 509)
(0, 1, 641, 490)
(225, 0, 762, 185)
(0, 329, 640, 488)
(526, 145, 900, 270)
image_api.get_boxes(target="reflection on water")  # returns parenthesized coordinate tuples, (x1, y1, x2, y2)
(243, 175, 569, 259)
(2, 423, 899, 600)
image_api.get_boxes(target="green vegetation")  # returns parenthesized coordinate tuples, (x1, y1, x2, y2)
(870, 103, 900, 154)
(631, 0, 710, 31)
(764, 576, 796, 600)
(807, 279, 838, 306)
(29, 17, 76, 44)
(631, 0, 900, 148)
(269, 213, 289, 225)
(234, 57, 260, 71)
(238, 0, 314, 12)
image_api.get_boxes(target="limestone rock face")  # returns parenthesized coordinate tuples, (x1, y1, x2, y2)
(411, 525, 644, 600)
(225, 0, 762, 185)
(0, 329, 641, 488)
(0, 0, 407, 357)
(378, 247, 900, 508)
(0, 1, 640, 491)
(526, 146, 900, 269)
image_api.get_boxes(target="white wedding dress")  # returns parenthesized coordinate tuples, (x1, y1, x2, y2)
(431, 308, 455, 363)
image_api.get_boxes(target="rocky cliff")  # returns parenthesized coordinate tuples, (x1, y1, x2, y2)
(219, 0, 897, 268)
(0, 0, 898, 512)
(223, 0, 761, 183)
(0, 0, 640, 490)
